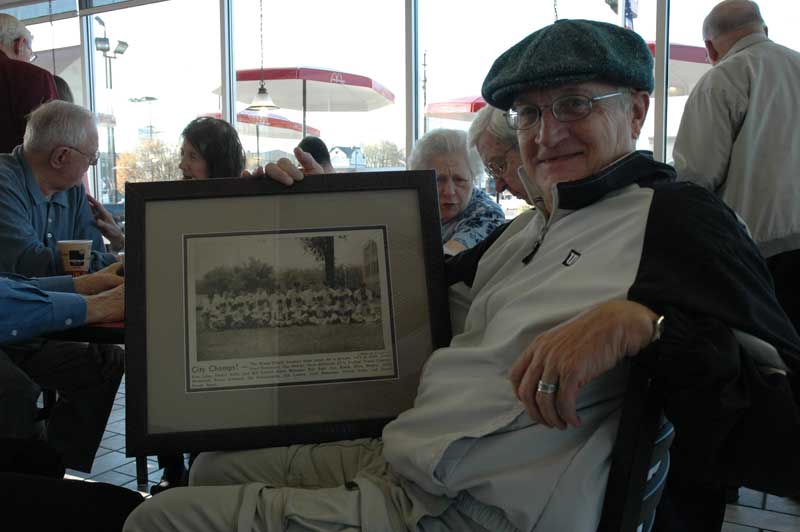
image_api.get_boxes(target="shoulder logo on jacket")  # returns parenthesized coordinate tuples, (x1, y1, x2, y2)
(562, 249, 582, 267)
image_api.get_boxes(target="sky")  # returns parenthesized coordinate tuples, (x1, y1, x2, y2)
(26, 0, 800, 163)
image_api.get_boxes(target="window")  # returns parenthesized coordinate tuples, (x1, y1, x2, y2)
(27, 17, 84, 105)
(86, 0, 221, 203)
(231, 0, 406, 171)
(0, 0, 76, 21)
(418, 0, 658, 217)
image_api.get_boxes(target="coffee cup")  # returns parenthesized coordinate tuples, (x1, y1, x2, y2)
(57, 240, 93, 277)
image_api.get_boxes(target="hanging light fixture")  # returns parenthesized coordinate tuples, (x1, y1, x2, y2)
(247, 0, 278, 111)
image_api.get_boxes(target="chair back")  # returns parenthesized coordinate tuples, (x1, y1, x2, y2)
(597, 361, 674, 532)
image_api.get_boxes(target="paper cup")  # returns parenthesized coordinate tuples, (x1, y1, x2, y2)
(57, 240, 93, 277)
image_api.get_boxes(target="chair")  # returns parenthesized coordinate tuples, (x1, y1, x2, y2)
(597, 360, 674, 532)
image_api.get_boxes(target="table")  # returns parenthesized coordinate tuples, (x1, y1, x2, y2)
(45, 321, 125, 344)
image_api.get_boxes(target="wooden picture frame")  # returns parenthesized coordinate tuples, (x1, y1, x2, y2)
(125, 171, 450, 456)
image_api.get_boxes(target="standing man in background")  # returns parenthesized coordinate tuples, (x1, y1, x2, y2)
(673, 0, 800, 332)
(0, 13, 57, 154)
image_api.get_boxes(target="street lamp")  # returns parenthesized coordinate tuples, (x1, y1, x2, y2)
(129, 96, 158, 140)
(94, 16, 128, 90)
(94, 16, 128, 204)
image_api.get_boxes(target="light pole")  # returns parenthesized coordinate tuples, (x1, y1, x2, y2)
(94, 16, 128, 203)
(94, 17, 128, 90)
(129, 96, 158, 140)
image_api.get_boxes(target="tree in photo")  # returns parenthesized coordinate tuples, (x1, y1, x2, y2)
(301, 236, 335, 287)
(300, 235, 350, 288)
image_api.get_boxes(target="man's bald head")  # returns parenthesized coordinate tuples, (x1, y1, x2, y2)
(703, 0, 765, 41)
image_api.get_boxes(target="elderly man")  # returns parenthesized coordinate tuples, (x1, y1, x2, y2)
(124, 20, 800, 532)
(468, 104, 535, 203)
(0, 100, 117, 276)
(0, 13, 57, 154)
(0, 263, 124, 472)
(0, 267, 139, 530)
(673, 0, 800, 337)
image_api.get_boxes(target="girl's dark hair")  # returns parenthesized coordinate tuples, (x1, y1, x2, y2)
(181, 117, 246, 178)
(53, 75, 75, 103)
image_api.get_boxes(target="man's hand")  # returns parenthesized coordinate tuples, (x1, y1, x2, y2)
(87, 195, 125, 251)
(242, 147, 324, 185)
(509, 299, 657, 429)
(73, 262, 124, 295)
(84, 284, 124, 324)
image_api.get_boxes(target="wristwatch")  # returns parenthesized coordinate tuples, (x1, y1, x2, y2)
(652, 314, 665, 342)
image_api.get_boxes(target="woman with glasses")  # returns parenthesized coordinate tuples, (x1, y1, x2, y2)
(468, 104, 537, 204)
(408, 128, 505, 255)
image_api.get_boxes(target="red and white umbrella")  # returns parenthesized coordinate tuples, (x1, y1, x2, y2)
(425, 96, 486, 121)
(204, 110, 320, 140)
(217, 67, 395, 136)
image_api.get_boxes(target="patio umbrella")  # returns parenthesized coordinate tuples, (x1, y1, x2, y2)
(425, 96, 486, 121)
(204, 111, 320, 163)
(205, 110, 320, 139)
(218, 67, 395, 136)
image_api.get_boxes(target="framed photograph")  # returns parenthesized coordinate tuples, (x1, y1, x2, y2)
(125, 171, 450, 457)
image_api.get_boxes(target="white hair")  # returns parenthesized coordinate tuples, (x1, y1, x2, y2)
(408, 128, 482, 183)
(23, 100, 96, 153)
(0, 14, 31, 50)
(467, 104, 518, 151)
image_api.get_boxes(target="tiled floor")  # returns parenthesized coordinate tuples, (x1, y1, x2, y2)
(63, 377, 800, 531)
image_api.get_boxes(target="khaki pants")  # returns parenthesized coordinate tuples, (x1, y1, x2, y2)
(123, 439, 509, 532)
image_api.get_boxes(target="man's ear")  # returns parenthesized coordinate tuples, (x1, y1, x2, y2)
(12, 38, 23, 58)
(704, 40, 719, 65)
(50, 147, 69, 169)
(629, 91, 650, 140)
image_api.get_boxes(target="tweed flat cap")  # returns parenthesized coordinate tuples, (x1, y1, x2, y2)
(482, 19, 654, 110)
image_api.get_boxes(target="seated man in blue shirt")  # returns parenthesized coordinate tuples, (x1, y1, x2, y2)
(0, 262, 124, 472)
(0, 99, 118, 276)
(0, 265, 141, 530)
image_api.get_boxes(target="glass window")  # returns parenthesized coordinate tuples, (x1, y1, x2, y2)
(87, 0, 221, 204)
(27, 17, 84, 105)
(419, 0, 658, 218)
(231, 0, 405, 171)
(0, 0, 76, 21)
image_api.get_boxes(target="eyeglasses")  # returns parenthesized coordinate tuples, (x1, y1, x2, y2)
(505, 91, 624, 130)
(65, 146, 100, 166)
(484, 144, 515, 180)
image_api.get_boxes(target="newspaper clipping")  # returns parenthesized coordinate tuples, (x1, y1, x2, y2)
(183, 226, 396, 392)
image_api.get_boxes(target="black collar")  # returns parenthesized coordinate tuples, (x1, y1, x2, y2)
(556, 151, 676, 211)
